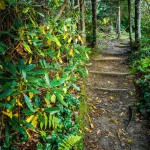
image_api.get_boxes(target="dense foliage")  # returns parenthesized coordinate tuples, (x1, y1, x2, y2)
(130, 0, 150, 115)
(0, 1, 90, 149)
(130, 38, 150, 115)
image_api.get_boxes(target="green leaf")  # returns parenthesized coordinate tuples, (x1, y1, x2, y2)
(44, 143, 51, 150)
(44, 107, 60, 114)
(25, 64, 35, 71)
(23, 41, 32, 53)
(23, 94, 35, 112)
(0, 89, 13, 99)
(22, 109, 35, 115)
(55, 93, 68, 107)
(18, 59, 25, 71)
(50, 78, 66, 87)
(4, 122, 10, 148)
(37, 12, 45, 17)
(10, 118, 28, 142)
(72, 83, 80, 91)
(37, 142, 43, 150)
(23, 7, 30, 13)
(54, 36, 61, 47)
(22, 69, 26, 80)
(45, 72, 50, 85)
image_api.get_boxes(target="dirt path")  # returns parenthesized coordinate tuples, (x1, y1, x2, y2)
(84, 39, 149, 150)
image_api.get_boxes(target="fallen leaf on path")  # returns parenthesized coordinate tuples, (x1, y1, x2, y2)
(85, 127, 92, 133)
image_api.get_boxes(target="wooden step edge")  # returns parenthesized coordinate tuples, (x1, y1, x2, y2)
(92, 58, 128, 61)
(89, 71, 130, 75)
(90, 87, 130, 92)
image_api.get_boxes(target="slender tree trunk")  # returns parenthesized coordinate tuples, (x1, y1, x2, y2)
(116, 0, 121, 39)
(74, 0, 80, 31)
(80, 0, 86, 45)
(135, 0, 141, 49)
(91, 0, 97, 48)
(109, 1, 113, 33)
(54, 0, 69, 22)
(128, 0, 132, 48)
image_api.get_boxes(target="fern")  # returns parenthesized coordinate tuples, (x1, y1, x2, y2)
(58, 135, 81, 150)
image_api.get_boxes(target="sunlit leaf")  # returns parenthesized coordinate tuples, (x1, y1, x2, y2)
(23, 41, 32, 53)
(23, 94, 35, 112)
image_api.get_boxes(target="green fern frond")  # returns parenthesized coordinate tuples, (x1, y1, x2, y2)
(58, 135, 81, 150)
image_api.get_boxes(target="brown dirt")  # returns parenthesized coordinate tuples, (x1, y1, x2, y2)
(84, 39, 150, 150)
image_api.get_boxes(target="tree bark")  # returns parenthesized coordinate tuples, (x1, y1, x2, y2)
(116, 0, 121, 39)
(91, 0, 97, 48)
(135, 0, 141, 49)
(80, 0, 86, 45)
(109, 0, 113, 33)
(128, 0, 132, 48)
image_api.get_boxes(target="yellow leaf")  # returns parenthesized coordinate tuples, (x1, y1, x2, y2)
(63, 33, 69, 39)
(55, 73, 60, 79)
(2, 110, 12, 119)
(109, 96, 114, 100)
(47, 39, 51, 45)
(0, 0, 5, 10)
(125, 139, 134, 143)
(85, 52, 89, 59)
(7, 96, 11, 101)
(59, 57, 63, 64)
(44, 98, 50, 105)
(44, 112, 48, 129)
(29, 56, 32, 64)
(16, 99, 23, 107)
(31, 115, 38, 127)
(54, 0, 59, 6)
(63, 88, 67, 94)
(78, 36, 83, 43)
(13, 113, 18, 118)
(26, 129, 31, 139)
(85, 127, 92, 133)
(68, 37, 72, 43)
(26, 115, 34, 123)
(51, 94, 56, 103)
(29, 92, 34, 99)
(130, 91, 133, 96)
(54, 36, 61, 47)
(69, 49, 73, 56)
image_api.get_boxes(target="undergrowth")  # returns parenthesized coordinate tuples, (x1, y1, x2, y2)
(130, 37, 150, 116)
(0, 1, 90, 149)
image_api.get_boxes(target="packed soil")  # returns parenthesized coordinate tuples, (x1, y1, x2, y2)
(84, 38, 150, 150)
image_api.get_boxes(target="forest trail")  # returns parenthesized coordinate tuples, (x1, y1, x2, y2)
(84, 38, 149, 150)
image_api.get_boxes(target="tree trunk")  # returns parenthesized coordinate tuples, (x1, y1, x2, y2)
(109, 0, 113, 33)
(128, 0, 132, 48)
(116, 0, 121, 39)
(54, 0, 69, 22)
(74, 0, 80, 31)
(80, 0, 86, 45)
(91, 0, 97, 48)
(135, 0, 141, 49)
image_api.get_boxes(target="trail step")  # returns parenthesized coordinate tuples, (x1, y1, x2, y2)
(89, 71, 129, 75)
(90, 87, 130, 92)
(92, 57, 127, 61)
